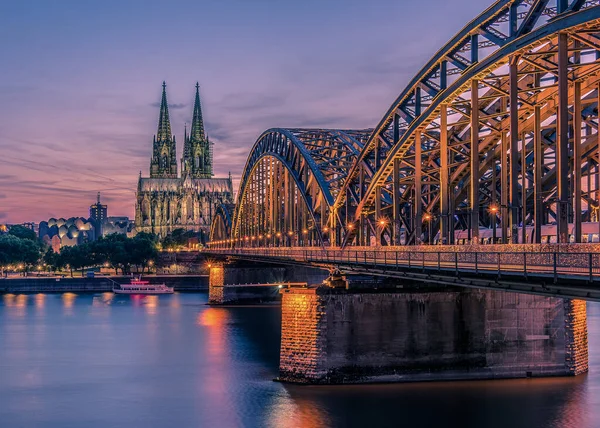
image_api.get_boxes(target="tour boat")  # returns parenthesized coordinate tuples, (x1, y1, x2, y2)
(113, 278, 174, 295)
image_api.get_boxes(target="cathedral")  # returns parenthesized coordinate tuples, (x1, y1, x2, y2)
(135, 82, 233, 240)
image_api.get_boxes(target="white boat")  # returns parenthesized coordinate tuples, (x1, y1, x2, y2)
(113, 278, 174, 295)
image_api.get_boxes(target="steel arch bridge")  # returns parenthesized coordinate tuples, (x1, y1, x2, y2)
(210, 0, 600, 250)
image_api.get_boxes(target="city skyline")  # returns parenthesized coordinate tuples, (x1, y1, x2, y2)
(0, 0, 485, 223)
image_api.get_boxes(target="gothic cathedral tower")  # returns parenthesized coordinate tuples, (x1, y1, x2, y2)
(181, 83, 213, 178)
(150, 82, 178, 178)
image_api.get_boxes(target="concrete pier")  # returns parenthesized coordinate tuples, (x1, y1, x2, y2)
(279, 286, 588, 384)
(208, 264, 328, 305)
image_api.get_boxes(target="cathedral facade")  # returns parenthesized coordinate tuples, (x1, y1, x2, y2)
(135, 82, 233, 240)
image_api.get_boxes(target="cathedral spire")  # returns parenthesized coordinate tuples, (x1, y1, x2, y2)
(190, 82, 205, 141)
(157, 81, 172, 142)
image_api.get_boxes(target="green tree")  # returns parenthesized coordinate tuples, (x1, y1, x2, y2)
(8, 225, 37, 242)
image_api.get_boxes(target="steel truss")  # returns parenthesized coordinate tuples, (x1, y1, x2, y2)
(211, 0, 600, 249)
(337, 0, 600, 247)
(211, 129, 371, 247)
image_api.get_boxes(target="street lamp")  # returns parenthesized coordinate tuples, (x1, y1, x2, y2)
(423, 213, 432, 244)
(488, 204, 499, 243)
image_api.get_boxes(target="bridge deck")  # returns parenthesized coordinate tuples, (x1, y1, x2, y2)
(205, 246, 600, 301)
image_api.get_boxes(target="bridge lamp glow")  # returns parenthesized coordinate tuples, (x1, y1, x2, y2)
(267, 234, 272, 239)
(488, 204, 499, 214)
(148, 260, 154, 266)
(288, 231, 293, 236)
(347, 223, 354, 231)
(323, 226, 329, 232)
(276, 232, 282, 238)
(258, 235, 263, 239)
(302, 229, 308, 234)
(377, 218, 388, 227)
(423, 214, 432, 221)
(251, 236, 256, 240)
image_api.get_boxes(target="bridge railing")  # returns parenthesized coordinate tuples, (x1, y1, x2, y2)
(206, 248, 600, 282)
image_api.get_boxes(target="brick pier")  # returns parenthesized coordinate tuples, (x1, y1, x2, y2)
(279, 286, 588, 384)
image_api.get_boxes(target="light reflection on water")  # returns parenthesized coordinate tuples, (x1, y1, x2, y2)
(0, 292, 599, 428)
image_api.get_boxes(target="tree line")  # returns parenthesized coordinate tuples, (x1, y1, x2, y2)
(0, 225, 159, 276)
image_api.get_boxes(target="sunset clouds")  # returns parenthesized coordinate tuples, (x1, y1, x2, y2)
(0, 0, 486, 223)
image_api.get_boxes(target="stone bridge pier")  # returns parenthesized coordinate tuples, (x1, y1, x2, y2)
(208, 262, 328, 305)
(279, 284, 588, 384)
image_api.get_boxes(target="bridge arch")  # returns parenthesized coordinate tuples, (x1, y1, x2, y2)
(333, 0, 600, 247)
(209, 203, 234, 247)
(228, 128, 371, 247)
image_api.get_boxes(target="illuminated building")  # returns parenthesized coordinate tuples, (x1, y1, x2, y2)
(89, 192, 107, 236)
(135, 82, 233, 240)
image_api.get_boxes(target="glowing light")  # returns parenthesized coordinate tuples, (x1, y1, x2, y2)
(347, 224, 354, 230)
(489, 204, 499, 214)
(287, 231, 293, 236)
(302, 229, 308, 234)
(423, 214, 431, 221)
(323, 227, 329, 232)
(378, 218, 388, 227)
(267, 234, 272, 238)
(276, 232, 282, 237)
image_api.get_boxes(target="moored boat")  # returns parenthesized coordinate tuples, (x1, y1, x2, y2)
(113, 278, 174, 294)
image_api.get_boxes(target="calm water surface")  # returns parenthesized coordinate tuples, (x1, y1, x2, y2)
(1, 292, 599, 428)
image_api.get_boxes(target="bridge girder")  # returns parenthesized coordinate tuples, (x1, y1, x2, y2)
(335, 0, 600, 247)
(210, 0, 600, 249)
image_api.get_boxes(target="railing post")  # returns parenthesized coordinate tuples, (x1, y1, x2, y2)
(422, 252, 425, 272)
(497, 252, 501, 279)
(384, 251, 387, 266)
(553, 252, 558, 283)
(374, 251, 377, 268)
(455, 252, 458, 276)
(396, 251, 398, 268)
(438, 252, 441, 272)
(408, 251, 411, 268)
(475, 252, 478, 274)
(523, 252, 527, 279)
(590, 253, 593, 282)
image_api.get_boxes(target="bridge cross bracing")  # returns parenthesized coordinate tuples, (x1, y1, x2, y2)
(210, 0, 600, 253)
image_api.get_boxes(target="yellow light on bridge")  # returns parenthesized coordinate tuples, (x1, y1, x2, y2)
(302, 229, 308, 234)
(489, 204, 499, 214)
(288, 231, 293, 236)
(323, 226, 329, 232)
(423, 213, 431, 221)
(276, 232, 282, 237)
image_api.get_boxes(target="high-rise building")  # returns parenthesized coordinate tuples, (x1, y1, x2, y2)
(89, 192, 107, 235)
(135, 82, 233, 240)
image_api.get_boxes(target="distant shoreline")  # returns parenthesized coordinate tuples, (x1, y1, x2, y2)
(0, 275, 208, 293)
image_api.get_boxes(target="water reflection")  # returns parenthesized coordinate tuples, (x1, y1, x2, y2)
(196, 308, 242, 427)
(0, 294, 598, 427)
(61, 292, 76, 315)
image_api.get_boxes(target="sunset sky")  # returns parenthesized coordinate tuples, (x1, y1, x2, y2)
(0, 0, 486, 223)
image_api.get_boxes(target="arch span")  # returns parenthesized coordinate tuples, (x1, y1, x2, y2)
(227, 128, 371, 247)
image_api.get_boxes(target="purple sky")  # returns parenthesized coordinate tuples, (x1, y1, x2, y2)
(0, 0, 486, 223)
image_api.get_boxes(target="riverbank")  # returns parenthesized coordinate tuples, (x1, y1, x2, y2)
(0, 275, 208, 293)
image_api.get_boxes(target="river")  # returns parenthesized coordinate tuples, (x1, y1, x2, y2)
(0, 292, 598, 428)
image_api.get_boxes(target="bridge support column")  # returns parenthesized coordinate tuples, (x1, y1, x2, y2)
(208, 264, 329, 305)
(278, 287, 587, 384)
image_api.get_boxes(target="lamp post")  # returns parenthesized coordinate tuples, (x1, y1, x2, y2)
(423, 213, 432, 244)
(489, 204, 499, 243)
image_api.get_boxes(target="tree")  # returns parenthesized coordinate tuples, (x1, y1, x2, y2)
(8, 225, 37, 242)
(161, 228, 196, 250)
(128, 234, 158, 273)
(43, 247, 60, 272)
